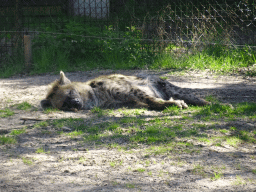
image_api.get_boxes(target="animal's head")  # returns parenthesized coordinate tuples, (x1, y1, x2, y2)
(41, 71, 83, 111)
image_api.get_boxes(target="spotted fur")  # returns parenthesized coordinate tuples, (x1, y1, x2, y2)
(41, 71, 210, 111)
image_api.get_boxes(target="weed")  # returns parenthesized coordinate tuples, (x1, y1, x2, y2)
(79, 156, 86, 163)
(211, 172, 223, 180)
(91, 107, 105, 117)
(15, 102, 33, 111)
(192, 164, 207, 177)
(0, 109, 15, 117)
(163, 106, 180, 115)
(238, 131, 256, 143)
(22, 157, 33, 165)
(0, 136, 16, 145)
(135, 168, 146, 173)
(10, 128, 26, 136)
(226, 137, 241, 147)
(109, 161, 116, 167)
(232, 175, 246, 185)
(220, 129, 228, 134)
(66, 131, 83, 137)
(34, 121, 49, 128)
(230, 126, 237, 131)
(43, 108, 60, 114)
(126, 183, 135, 188)
(35, 147, 50, 154)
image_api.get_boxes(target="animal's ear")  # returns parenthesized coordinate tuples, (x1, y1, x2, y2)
(41, 99, 52, 109)
(59, 71, 71, 85)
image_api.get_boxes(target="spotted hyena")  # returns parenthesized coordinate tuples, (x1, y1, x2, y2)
(41, 71, 210, 111)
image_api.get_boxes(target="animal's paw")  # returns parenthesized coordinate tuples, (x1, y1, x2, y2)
(174, 99, 188, 109)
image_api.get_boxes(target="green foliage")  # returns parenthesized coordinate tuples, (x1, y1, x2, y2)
(22, 157, 33, 165)
(43, 108, 60, 114)
(15, 102, 33, 111)
(36, 147, 50, 154)
(34, 121, 49, 128)
(151, 45, 256, 72)
(0, 136, 16, 145)
(0, 49, 25, 77)
(196, 102, 256, 119)
(10, 128, 26, 136)
(162, 105, 181, 115)
(0, 109, 15, 117)
(31, 20, 153, 73)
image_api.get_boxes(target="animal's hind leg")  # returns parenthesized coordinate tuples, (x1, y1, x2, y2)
(144, 96, 188, 110)
(157, 78, 211, 106)
(128, 87, 188, 110)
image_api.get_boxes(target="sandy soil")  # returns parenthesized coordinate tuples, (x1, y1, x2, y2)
(0, 70, 256, 192)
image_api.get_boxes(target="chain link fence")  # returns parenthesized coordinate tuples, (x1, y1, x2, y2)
(0, 0, 255, 66)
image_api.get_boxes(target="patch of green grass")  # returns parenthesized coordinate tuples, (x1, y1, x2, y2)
(159, 76, 168, 80)
(230, 126, 237, 131)
(84, 134, 100, 142)
(133, 108, 146, 116)
(109, 161, 116, 167)
(163, 106, 180, 115)
(22, 157, 33, 165)
(119, 117, 137, 124)
(195, 102, 256, 121)
(205, 95, 220, 103)
(252, 170, 256, 174)
(232, 175, 246, 185)
(10, 128, 26, 136)
(35, 147, 50, 154)
(211, 172, 223, 180)
(120, 109, 136, 116)
(152, 45, 256, 73)
(0, 136, 17, 145)
(91, 107, 105, 117)
(197, 137, 210, 144)
(107, 123, 120, 131)
(192, 164, 207, 177)
(66, 131, 84, 137)
(43, 108, 60, 114)
(15, 102, 33, 111)
(238, 130, 256, 143)
(226, 136, 241, 147)
(219, 129, 228, 134)
(172, 124, 183, 131)
(52, 118, 83, 129)
(197, 103, 234, 118)
(34, 121, 49, 128)
(79, 156, 87, 163)
(0, 109, 15, 117)
(126, 183, 135, 188)
(135, 168, 146, 173)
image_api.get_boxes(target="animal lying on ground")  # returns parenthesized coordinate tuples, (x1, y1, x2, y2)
(41, 71, 210, 111)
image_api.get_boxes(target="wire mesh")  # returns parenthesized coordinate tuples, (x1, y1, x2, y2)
(0, 0, 255, 65)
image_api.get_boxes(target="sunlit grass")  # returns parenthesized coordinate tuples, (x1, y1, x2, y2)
(10, 128, 26, 136)
(0, 109, 15, 117)
(0, 136, 17, 145)
(15, 102, 33, 111)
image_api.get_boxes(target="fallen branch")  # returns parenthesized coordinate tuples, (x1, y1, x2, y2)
(20, 117, 49, 124)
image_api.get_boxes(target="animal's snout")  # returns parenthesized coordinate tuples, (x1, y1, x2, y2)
(71, 98, 82, 109)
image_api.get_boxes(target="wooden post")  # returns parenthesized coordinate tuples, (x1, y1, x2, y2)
(24, 35, 32, 67)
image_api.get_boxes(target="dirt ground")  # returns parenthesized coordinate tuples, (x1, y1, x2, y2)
(0, 69, 256, 192)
